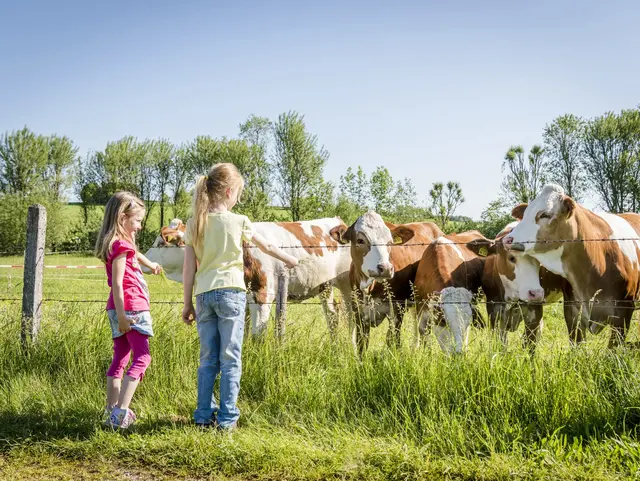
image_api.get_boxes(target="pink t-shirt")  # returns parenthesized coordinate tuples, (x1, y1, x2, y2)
(106, 239, 150, 311)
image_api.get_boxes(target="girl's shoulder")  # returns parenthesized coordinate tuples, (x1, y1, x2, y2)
(109, 239, 136, 260)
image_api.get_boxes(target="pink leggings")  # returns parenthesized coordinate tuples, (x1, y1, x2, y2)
(106, 330, 151, 381)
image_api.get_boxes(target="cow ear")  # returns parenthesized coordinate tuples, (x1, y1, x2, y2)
(560, 196, 576, 218)
(330, 224, 351, 244)
(390, 225, 415, 245)
(467, 238, 496, 257)
(511, 203, 528, 220)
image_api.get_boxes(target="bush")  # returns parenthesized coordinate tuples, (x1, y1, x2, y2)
(56, 209, 103, 253)
(0, 193, 71, 254)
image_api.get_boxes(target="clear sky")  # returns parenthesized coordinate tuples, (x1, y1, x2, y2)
(1, 0, 638, 218)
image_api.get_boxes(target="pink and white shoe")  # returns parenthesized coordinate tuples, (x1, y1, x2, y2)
(108, 407, 137, 430)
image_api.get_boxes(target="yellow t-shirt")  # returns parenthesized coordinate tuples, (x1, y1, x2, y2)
(183, 212, 255, 296)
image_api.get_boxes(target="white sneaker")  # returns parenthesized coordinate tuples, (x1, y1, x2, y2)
(108, 407, 137, 430)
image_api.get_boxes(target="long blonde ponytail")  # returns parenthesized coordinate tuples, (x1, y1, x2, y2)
(190, 163, 245, 255)
(191, 175, 210, 254)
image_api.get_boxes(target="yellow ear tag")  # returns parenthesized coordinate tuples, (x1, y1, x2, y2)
(393, 236, 403, 245)
(166, 235, 174, 243)
(478, 247, 488, 257)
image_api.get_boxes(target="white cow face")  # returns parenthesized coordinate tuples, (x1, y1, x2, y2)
(330, 211, 415, 290)
(502, 184, 575, 277)
(438, 287, 474, 354)
(503, 184, 574, 253)
(498, 251, 544, 302)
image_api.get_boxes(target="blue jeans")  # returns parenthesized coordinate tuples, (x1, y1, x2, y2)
(193, 288, 246, 428)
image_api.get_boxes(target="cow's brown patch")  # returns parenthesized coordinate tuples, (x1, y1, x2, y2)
(243, 244, 268, 304)
(280, 221, 342, 256)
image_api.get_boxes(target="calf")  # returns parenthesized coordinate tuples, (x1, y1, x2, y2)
(144, 217, 352, 337)
(330, 211, 443, 356)
(503, 184, 640, 346)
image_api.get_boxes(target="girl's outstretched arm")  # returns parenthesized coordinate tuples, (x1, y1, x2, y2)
(182, 246, 197, 325)
(137, 251, 162, 274)
(251, 233, 298, 269)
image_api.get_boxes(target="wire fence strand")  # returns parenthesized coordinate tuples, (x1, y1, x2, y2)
(2, 235, 640, 258)
(0, 296, 639, 308)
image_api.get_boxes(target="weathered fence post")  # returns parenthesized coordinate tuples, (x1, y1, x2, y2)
(22, 204, 46, 348)
(275, 272, 288, 339)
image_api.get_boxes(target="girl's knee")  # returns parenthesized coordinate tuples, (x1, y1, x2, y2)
(127, 352, 151, 380)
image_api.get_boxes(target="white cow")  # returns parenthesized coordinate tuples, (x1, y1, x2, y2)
(144, 217, 353, 337)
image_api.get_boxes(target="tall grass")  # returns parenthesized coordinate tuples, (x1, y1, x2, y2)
(2, 258, 640, 479)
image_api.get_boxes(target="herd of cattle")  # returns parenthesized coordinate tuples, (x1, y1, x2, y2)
(144, 184, 640, 356)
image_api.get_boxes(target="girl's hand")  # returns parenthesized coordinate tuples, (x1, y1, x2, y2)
(118, 315, 137, 333)
(284, 256, 298, 269)
(182, 304, 196, 325)
(150, 262, 163, 275)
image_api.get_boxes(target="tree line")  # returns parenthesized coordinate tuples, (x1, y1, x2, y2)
(1, 105, 639, 254)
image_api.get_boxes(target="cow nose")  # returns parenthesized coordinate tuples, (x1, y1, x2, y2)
(377, 263, 394, 277)
(528, 289, 544, 302)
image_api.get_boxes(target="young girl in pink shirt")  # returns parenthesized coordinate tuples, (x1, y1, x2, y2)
(95, 192, 163, 429)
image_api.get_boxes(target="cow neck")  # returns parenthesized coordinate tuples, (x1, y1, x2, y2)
(563, 204, 611, 280)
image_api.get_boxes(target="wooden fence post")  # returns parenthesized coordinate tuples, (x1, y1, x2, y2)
(275, 272, 288, 339)
(22, 204, 46, 348)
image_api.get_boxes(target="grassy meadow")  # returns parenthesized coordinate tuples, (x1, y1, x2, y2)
(2, 256, 640, 479)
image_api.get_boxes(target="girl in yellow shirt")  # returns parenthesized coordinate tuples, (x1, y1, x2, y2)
(182, 163, 297, 430)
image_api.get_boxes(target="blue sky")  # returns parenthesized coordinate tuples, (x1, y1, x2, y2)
(1, 0, 639, 218)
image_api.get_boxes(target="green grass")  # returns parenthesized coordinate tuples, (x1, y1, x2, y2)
(2, 256, 640, 479)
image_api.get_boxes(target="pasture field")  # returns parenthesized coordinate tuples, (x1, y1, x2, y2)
(3, 256, 640, 479)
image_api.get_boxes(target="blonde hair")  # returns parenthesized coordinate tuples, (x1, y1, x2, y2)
(95, 191, 145, 262)
(191, 163, 245, 253)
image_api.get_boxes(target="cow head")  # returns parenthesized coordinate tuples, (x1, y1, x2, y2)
(330, 211, 414, 289)
(144, 218, 187, 281)
(438, 286, 474, 354)
(502, 184, 576, 256)
(467, 226, 544, 303)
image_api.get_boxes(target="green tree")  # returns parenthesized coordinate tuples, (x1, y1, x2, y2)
(336, 165, 369, 224)
(369, 166, 395, 217)
(501, 144, 547, 204)
(149, 139, 175, 227)
(0, 127, 49, 196)
(476, 199, 515, 239)
(239, 114, 273, 199)
(0, 127, 77, 252)
(392, 177, 424, 223)
(429, 181, 464, 228)
(45, 135, 78, 202)
(543, 114, 587, 201)
(170, 145, 194, 214)
(273, 111, 328, 221)
(185, 136, 273, 221)
(583, 109, 640, 212)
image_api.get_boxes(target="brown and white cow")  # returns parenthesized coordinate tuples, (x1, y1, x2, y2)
(413, 220, 569, 354)
(151, 218, 187, 248)
(330, 211, 443, 356)
(144, 217, 353, 338)
(503, 183, 640, 346)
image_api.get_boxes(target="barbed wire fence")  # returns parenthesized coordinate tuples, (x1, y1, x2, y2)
(6, 204, 640, 348)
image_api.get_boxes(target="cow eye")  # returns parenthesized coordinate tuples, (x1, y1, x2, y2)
(539, 212, 551, 220)
(356, 238, 366, 245)
(508, 255, 516, 263)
